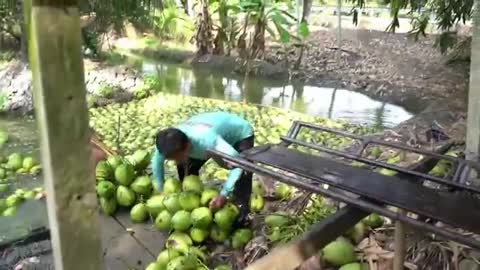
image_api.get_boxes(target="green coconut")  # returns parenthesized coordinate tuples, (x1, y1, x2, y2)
(171, 210, 192, 231)
(231, 228, 253, 249)
(2, 206, 17, 216)
(116, 185, 136, 207)
(190, 227, 209, 243)
(145, 262, 164, 270)
(274, 183, 292, 200)
(157, 249, 181, 268)
(210, 225, 229, 243)
(131, 149, 150, 170)
(163, 194, 182, 214)
(265, 212, 291, 227)
(191, 207, 213, 229)
(96, 160, 113, 181)
(131, 176, 153, 195)
(267, 227, 282, 242)
(347, 222, 366, 244)
(363, 213, 384, 228)
(107, 156, 123, 169)
(96, 181, 116, 199)
(166, 255, 197, 270)
(115, 163, 135, 186)
(179, 192, 201, 211)
(7, 153, 23, 171)
(339, 263, 370, 270)
(167, 232, 193, 246)
(214, 265, 232, 270)
(22, 157, 36, 171)
(182, 175, 203, 194)
(252, 180, 265, 196)
(155, 210, 172, 231)
(100, 197, 117, 216)
(164, 178, 182, 194)
(146, 194, 166, 216)
(200, 188, 219, 206)
(249, 194, 264, 213)
(213, 207, 236, 231)
(130, 203, 148, 223)
(6, 194, 22, 207)
(322, 239, 357, 266)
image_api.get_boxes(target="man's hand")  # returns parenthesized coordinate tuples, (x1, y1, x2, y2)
(209, 195, 227, 211)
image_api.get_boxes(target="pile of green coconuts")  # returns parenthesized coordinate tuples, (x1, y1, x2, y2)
(2, 91, 458, 269)
(90, 93, 458, 270)
(0, 129, 43, 217)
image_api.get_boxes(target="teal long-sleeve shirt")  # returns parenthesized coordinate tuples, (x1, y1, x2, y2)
(151, 112, 254, 196)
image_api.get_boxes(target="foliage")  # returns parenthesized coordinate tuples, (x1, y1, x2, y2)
(97, 83, 117, 98)
(153, 5, 195, 43)
(267, 195, 335, 244)
(210, 0, 242, 55)
(0, 50, 15, 62)
(82, 30, 101, 58)
(345, 0, 474, 54)
(237, 0, 298, 59)
(0, 0, 21, 42)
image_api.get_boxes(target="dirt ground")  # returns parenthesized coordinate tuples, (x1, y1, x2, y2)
(265, 28, 469, 114)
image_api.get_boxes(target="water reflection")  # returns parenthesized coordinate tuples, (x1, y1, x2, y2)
(142, 61, 413, 128)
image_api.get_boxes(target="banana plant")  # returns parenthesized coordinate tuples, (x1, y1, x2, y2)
(209, 0, 242, 55)
(239, 0, 297, 59)
(293, 21, 310, 69)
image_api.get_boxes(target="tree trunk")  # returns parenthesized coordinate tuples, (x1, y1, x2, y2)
(19, 0, 29, 62)
(302, 0, 312, 22)
(194, 0, 213, 55)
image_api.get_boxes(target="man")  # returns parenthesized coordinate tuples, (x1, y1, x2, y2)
(150, 111, 254, 226)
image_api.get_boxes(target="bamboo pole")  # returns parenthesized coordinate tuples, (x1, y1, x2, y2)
(27, 0, 103, 269)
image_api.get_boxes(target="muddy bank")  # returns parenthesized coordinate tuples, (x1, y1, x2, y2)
(0, 60, 144, 114)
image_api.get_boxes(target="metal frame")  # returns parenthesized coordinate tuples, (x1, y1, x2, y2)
(208, 121, 480, 250)
(283, 121, 480, 190)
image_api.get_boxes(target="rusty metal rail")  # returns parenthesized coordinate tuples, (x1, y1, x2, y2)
(207, 121, 480, 250)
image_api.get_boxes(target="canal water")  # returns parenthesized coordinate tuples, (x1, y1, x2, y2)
(139, 60, 413, 129)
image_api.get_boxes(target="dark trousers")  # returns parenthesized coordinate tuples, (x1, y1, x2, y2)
(176, 136, 254, 221)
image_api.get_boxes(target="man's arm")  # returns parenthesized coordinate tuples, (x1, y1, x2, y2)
(151, 147, 165, 191)
(213, 136, 243, 197)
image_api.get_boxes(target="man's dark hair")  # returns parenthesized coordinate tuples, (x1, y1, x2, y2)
(155, 128, 189, 157)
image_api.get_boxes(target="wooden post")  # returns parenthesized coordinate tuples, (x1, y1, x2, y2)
(393, 209, 407, 270)
(27, 0, 103, 269)
(466, 0, 480, 186)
